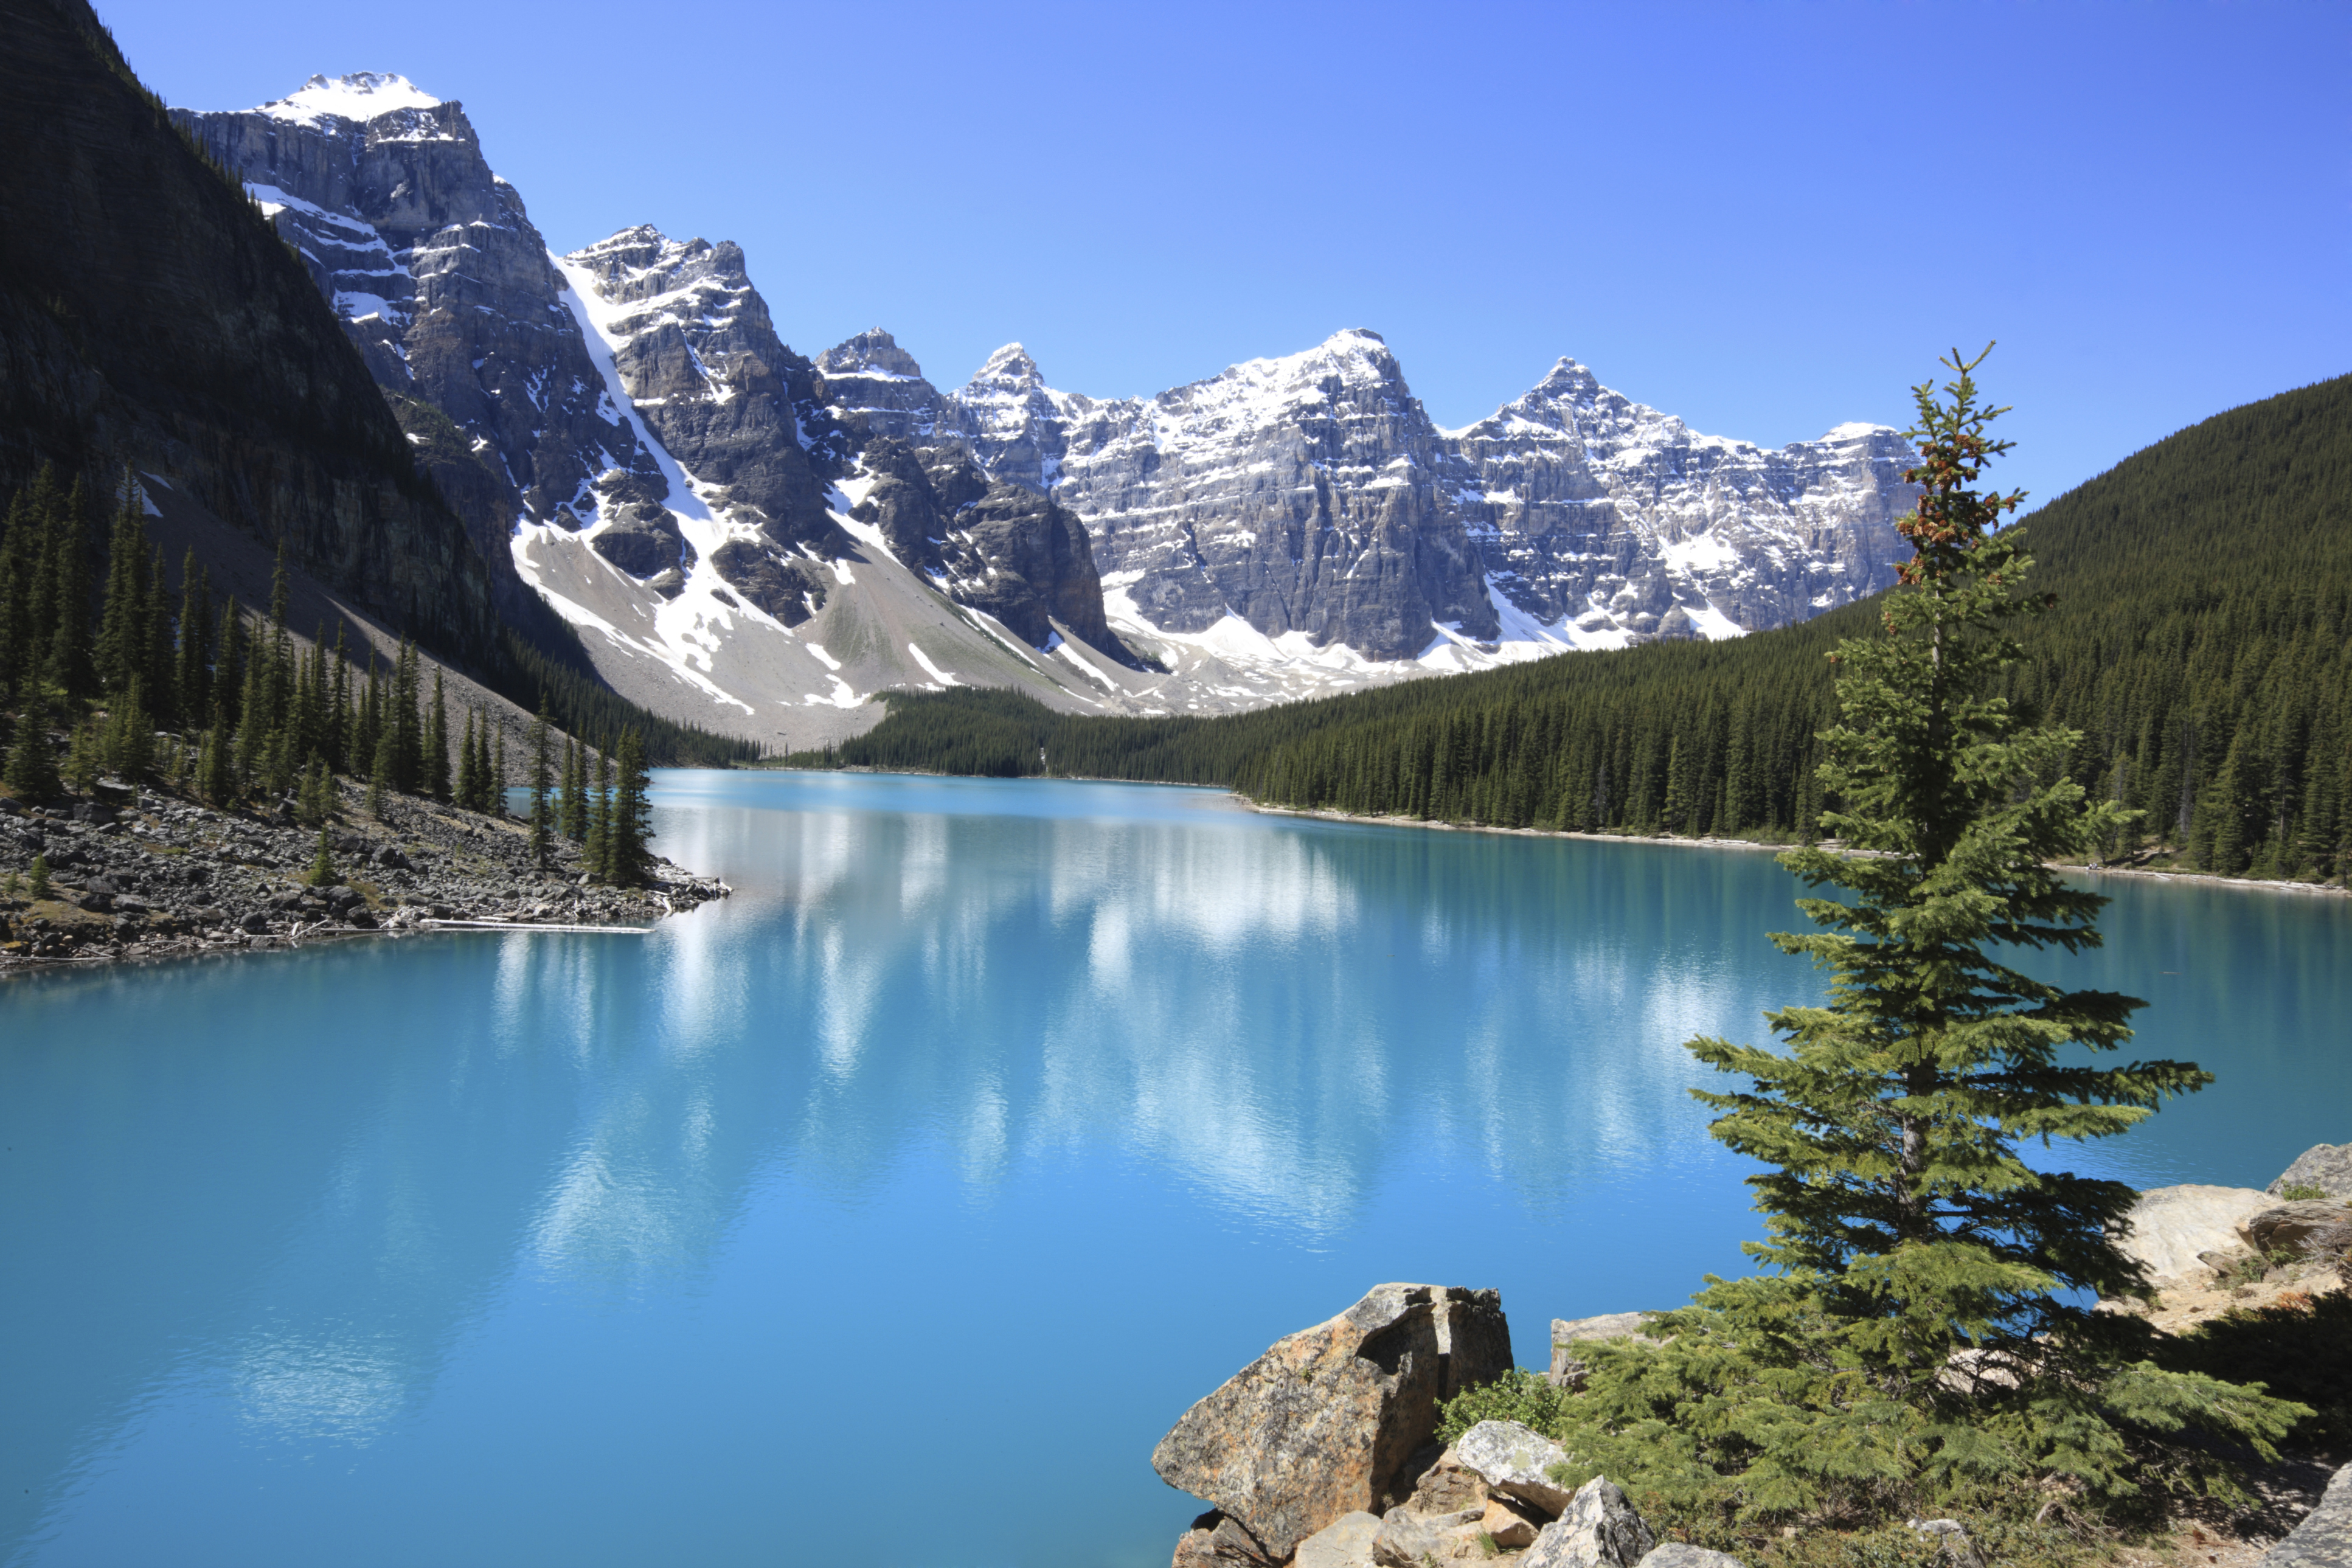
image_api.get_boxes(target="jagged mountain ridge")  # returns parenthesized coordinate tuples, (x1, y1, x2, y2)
(823, 328, 1921, 662)
(162, 69, 1919, 746)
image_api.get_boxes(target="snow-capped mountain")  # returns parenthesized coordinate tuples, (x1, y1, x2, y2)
(823, 330, 1917, 662)
(171, 72, 1919, 748)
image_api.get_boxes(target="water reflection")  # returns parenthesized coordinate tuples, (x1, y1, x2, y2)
(3, 774, 2345, 1567)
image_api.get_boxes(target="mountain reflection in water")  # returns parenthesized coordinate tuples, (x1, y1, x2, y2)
(4, 772, 2345, 1568)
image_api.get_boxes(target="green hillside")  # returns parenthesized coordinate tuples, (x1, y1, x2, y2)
(786, 373, 2352, 885)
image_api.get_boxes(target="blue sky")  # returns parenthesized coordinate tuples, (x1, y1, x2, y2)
(102, 0, 2348, 507)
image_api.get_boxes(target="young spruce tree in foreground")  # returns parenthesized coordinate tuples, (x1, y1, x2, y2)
(1451, 350, 2308, 1539)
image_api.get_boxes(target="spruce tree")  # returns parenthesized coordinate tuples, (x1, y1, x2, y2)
(454, 707, 479, 811)
(528, 696, 553, 867)
(102, 678, 153, 784)
(491, 727, 507, 812)
(63, 716, 100, 795)
(43, 479, 95, 704)
(297, 753, 332, 825)
(4, 714, 60, 800)
(94, 471, 148, 695)
(211, 596, 245, 735)
(608, 729, 652, 886)
(306, 825, 338, 887)
(369, 726, 395, 819)
(426, 670, 451, 802)
(1547, 352, 2306, 1524)
(27, 853, 50, 901)
(583, 749, 611, 881)
(391, 639, 421, 794)
(173, 558, 210, 735)
(562, 738, 587, 841)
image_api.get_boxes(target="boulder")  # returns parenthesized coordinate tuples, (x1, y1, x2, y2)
(2270, 1145, 2352, 1202)
(2260, 1461, 2351, 1568)
(1550, 1312, 1659, 1389)
(1372, 1505, 1485, 1566)
(1639, 1547, 1747, 1568)
(1153, 1284, 1510, 1563)
(1458, 1419, 1577, 1515)
(2241, 1202, 2352, 1260)
(1403, 1446, 1490, 1515)
(2111, 1185, 2278, 1282)
(1522, 1477, 1657, 1568)
(1296, 1511, 1383, 1568)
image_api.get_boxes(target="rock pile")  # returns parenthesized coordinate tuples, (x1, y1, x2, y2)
(0, 776, 724, 969)
(1152, 1285, 1727, 1568)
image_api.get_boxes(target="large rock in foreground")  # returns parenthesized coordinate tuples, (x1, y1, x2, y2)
(1523, 1477, 1657, 1568)
(2270, 1143, 2352, 1201)
(2111, 1185, 2278, 1282)
(1153, 1284, 1511, 1563)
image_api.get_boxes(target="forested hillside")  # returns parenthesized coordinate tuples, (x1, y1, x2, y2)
(789, 373, 2352, 884)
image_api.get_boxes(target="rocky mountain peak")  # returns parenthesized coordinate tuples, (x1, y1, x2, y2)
(817, 328, 926, 381)
(259, 72, 444, 127)
(968, 342, 1043, 386)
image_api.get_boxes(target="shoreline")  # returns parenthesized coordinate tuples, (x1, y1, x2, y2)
(1, 777, 727, 974)
(1239, 800, 2352, 897)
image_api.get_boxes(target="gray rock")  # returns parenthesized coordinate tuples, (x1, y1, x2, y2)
(2262, 1462, 2352, 1568)
(1296, 1511, 1384, 1568)
(1403, 1446, 1491, 1516)
(1908, 1519, 1987, 1568)
(1457, 1419, 1575, 1516)
(1550, 1312, 1659, 1389)
(2241, 1202, 2352, 1261)
(1372, 1505, 1484, 1567)
(2271, 1145, 2352, 1201)
(1151, 1283, 1509, 1563)
(1522, 1477, 1656, 1568)
(1639, 1547, 1747, 1568)
(1170, 1510, 1278, 1568)
(2112, 1185, 2279, 1282)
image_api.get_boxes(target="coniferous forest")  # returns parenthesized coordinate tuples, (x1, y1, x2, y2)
(785, 374, 2352, 886)
(0, 465, 707, 884)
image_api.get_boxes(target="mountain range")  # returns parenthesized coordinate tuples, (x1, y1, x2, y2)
(162, 70, 1922, 748)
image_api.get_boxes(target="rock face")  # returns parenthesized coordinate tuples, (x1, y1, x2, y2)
(173, 75, 649, 616)
(1521, 1478, 1658, 1568)
(2272, 1143, 2352, 1200)
(0, 14, 500, 661)
(1151, 1283, 1512, 1563)
(1638, 1547, 1747, 1568)
(558, 227, 848, 553)
(2111, 1185, 2280, 1282)
(820, 329, 1917, 665)
(2261, 1461, 2352, 1568)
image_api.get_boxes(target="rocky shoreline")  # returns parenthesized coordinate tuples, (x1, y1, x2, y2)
(1153, 1145, 2352, 1568)
(0, 778, 726, 970)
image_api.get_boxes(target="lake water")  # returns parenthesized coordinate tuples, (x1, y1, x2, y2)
(4, 772, 2347, 1567)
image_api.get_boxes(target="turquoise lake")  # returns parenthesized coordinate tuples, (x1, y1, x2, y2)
(4, 771, 2347, 1567)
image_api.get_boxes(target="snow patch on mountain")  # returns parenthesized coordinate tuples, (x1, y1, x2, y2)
(257, 72, 441, 126)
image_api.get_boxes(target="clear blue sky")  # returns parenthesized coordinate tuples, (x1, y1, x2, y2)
(101, 0, 2348, 508)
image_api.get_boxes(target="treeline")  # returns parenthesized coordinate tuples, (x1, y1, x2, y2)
(0, 466, 749, 820)
(788, 373, 2352, 885)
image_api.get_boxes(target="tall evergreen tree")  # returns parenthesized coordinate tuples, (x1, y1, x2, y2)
(583, 749, 612, 880)
(426, 669, 451, 803)
(608, 729, 653, 886)
(94, 471, 149, 696)
(326, 625, 352, 774)
(4, 710, 60, 800)
(43, 479, 96, 704)
(173, 556, 211, 735)
(528, 696, 554, 867)
(1544, 350, 2307, 1527)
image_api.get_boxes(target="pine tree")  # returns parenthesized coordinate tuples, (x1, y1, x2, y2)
(528, 696, 553, 867)
(391, 638, 421, 794)
(27, 852, 50, 901)
(454, 707, 479, 811)
(492, 727, 507, 812)
(326, 626, 352, 774)
(426, 669, 451, 802)
(63, 715, 101, 794)
(1545, 350, 2307, 1525)
(101, 678, 153, 784)
(43, 480, 96, 704)
(211, 596, 246, 738)
(369, 725, 395, 819)
(196, 718, 235, 807)
(561, 738, 586, 841)
(94, 470, 148, 695)
(608, 729, 652, 886)
(4, 714, 60, 800)
(173, 554, 210, 736)
(583, 749, 611, 881)
(297, 752, 333, 825)
(305, 825, 338, 887)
